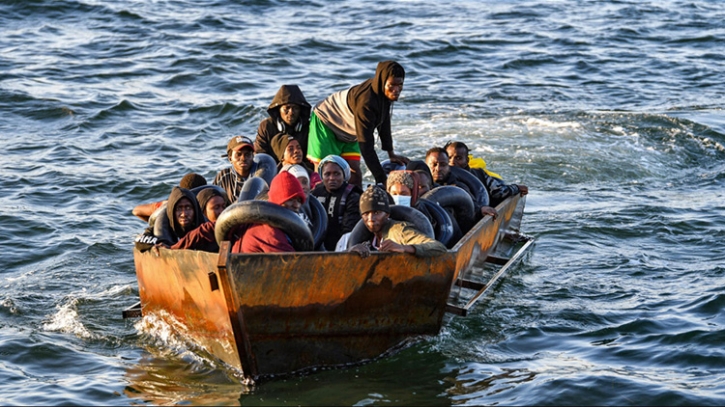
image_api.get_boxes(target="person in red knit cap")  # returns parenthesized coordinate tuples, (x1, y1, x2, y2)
(232, 171, 307, 253)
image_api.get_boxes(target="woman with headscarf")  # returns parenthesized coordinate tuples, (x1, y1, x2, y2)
(310, 155, 363, 251)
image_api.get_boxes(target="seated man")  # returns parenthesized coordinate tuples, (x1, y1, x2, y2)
(349, 185, 446, 258)
(254, 84, 311, 164)
(445, 141, 528, 207)
(425, 147, 497, 219)
(131, 172, 207, 222)
(214, 135, 258, 202)
(233, 171, 307, 253)
(311, 155, 362, 251)
(169, 187, 230, 253)
(134, 186, 203, 252)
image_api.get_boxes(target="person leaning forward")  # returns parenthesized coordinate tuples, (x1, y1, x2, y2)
(349, 185, 446, 258)
(307, 61, 409, 188)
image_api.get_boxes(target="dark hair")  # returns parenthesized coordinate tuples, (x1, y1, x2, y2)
(425, 147, 448, 159)
(444, 141, 469, 154)
(179, 173, 208, 189)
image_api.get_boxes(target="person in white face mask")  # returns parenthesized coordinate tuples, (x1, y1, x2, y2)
(386, 170, 418, 207)
(387, 170, 455, 245)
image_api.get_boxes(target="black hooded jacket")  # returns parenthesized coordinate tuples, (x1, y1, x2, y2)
(134, 187, 203, 252)
(347, 61, 405, 185)
(255, 85, 311, 163)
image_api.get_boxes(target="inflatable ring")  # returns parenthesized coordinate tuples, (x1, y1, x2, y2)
(237, 176, 269, 202)
(420, 186, 475, 221)
(390, 205, 434, 238)
(346, 205, 434, 248)
(449, 166, 490, 207)
(381, 159, 406, 176)
(347, 219, 372, 249)
(252, 153, 278, 186)
(301, 194, 328, 250)
(214, 200, 314, 251)
(416, 199, 455, 248)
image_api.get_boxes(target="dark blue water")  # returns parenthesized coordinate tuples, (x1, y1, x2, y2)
(2, 0, 724, 405)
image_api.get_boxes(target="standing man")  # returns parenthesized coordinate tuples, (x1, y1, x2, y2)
(214, 135, 258, 202)
(307, 61, 409, 188)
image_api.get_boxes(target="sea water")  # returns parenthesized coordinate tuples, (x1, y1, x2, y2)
(1, 0, 724, 405)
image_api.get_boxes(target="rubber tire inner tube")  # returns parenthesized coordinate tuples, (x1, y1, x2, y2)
(416, 198, 455, 248)
(237, 176, 269, 202)
(214, 200, 314, 251)
(420, 186, 475, 221)
(449, 166, 490, 207)
(301, 194, 327, 250)
(252, 153, 278, 186)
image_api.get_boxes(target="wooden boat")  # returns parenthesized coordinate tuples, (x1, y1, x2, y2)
(126, 194, 533, 381)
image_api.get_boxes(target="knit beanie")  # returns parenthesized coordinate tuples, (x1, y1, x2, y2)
(281, 164, 309, 183)
(317, 155, 351, 182)
(196, 187, 229, 213)
(359, 185, 390, 214)
(268, 171, 306, 206)
(271, 133, 295, 161)
(179, 173, 207, 189)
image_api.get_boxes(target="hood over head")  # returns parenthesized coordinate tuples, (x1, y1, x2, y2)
(166, 186, 203, 238)
(267, 84, 311, 122)
(372, 61, 405, 95)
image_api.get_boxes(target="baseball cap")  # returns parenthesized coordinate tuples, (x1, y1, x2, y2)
(223, 135, 254, 158)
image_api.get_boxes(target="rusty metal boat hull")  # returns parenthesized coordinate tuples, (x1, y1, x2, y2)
(132, 194, 528, 379)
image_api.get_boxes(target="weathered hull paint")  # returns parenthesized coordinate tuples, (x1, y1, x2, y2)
(132, 195, 526, 379)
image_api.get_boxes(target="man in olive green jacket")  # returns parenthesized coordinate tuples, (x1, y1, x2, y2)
(349, 185, 446, 258)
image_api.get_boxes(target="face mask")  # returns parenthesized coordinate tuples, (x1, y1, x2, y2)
(392, 195, 411, 207)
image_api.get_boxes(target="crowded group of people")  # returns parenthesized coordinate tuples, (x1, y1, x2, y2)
(133, 61, 528, 258)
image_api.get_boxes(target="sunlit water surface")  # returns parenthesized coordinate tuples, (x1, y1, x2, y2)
(1, 0, 724, 405)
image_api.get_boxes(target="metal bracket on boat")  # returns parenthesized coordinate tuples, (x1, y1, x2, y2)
(122, 301, 142, 319)
(446, 235, 535, 317)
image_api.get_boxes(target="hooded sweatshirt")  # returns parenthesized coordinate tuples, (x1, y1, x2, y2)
(166, 186, 204, 241)
(255, 85, 311, 163)
(314, 61, 405, 184)
(134, 186, 203, 252)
